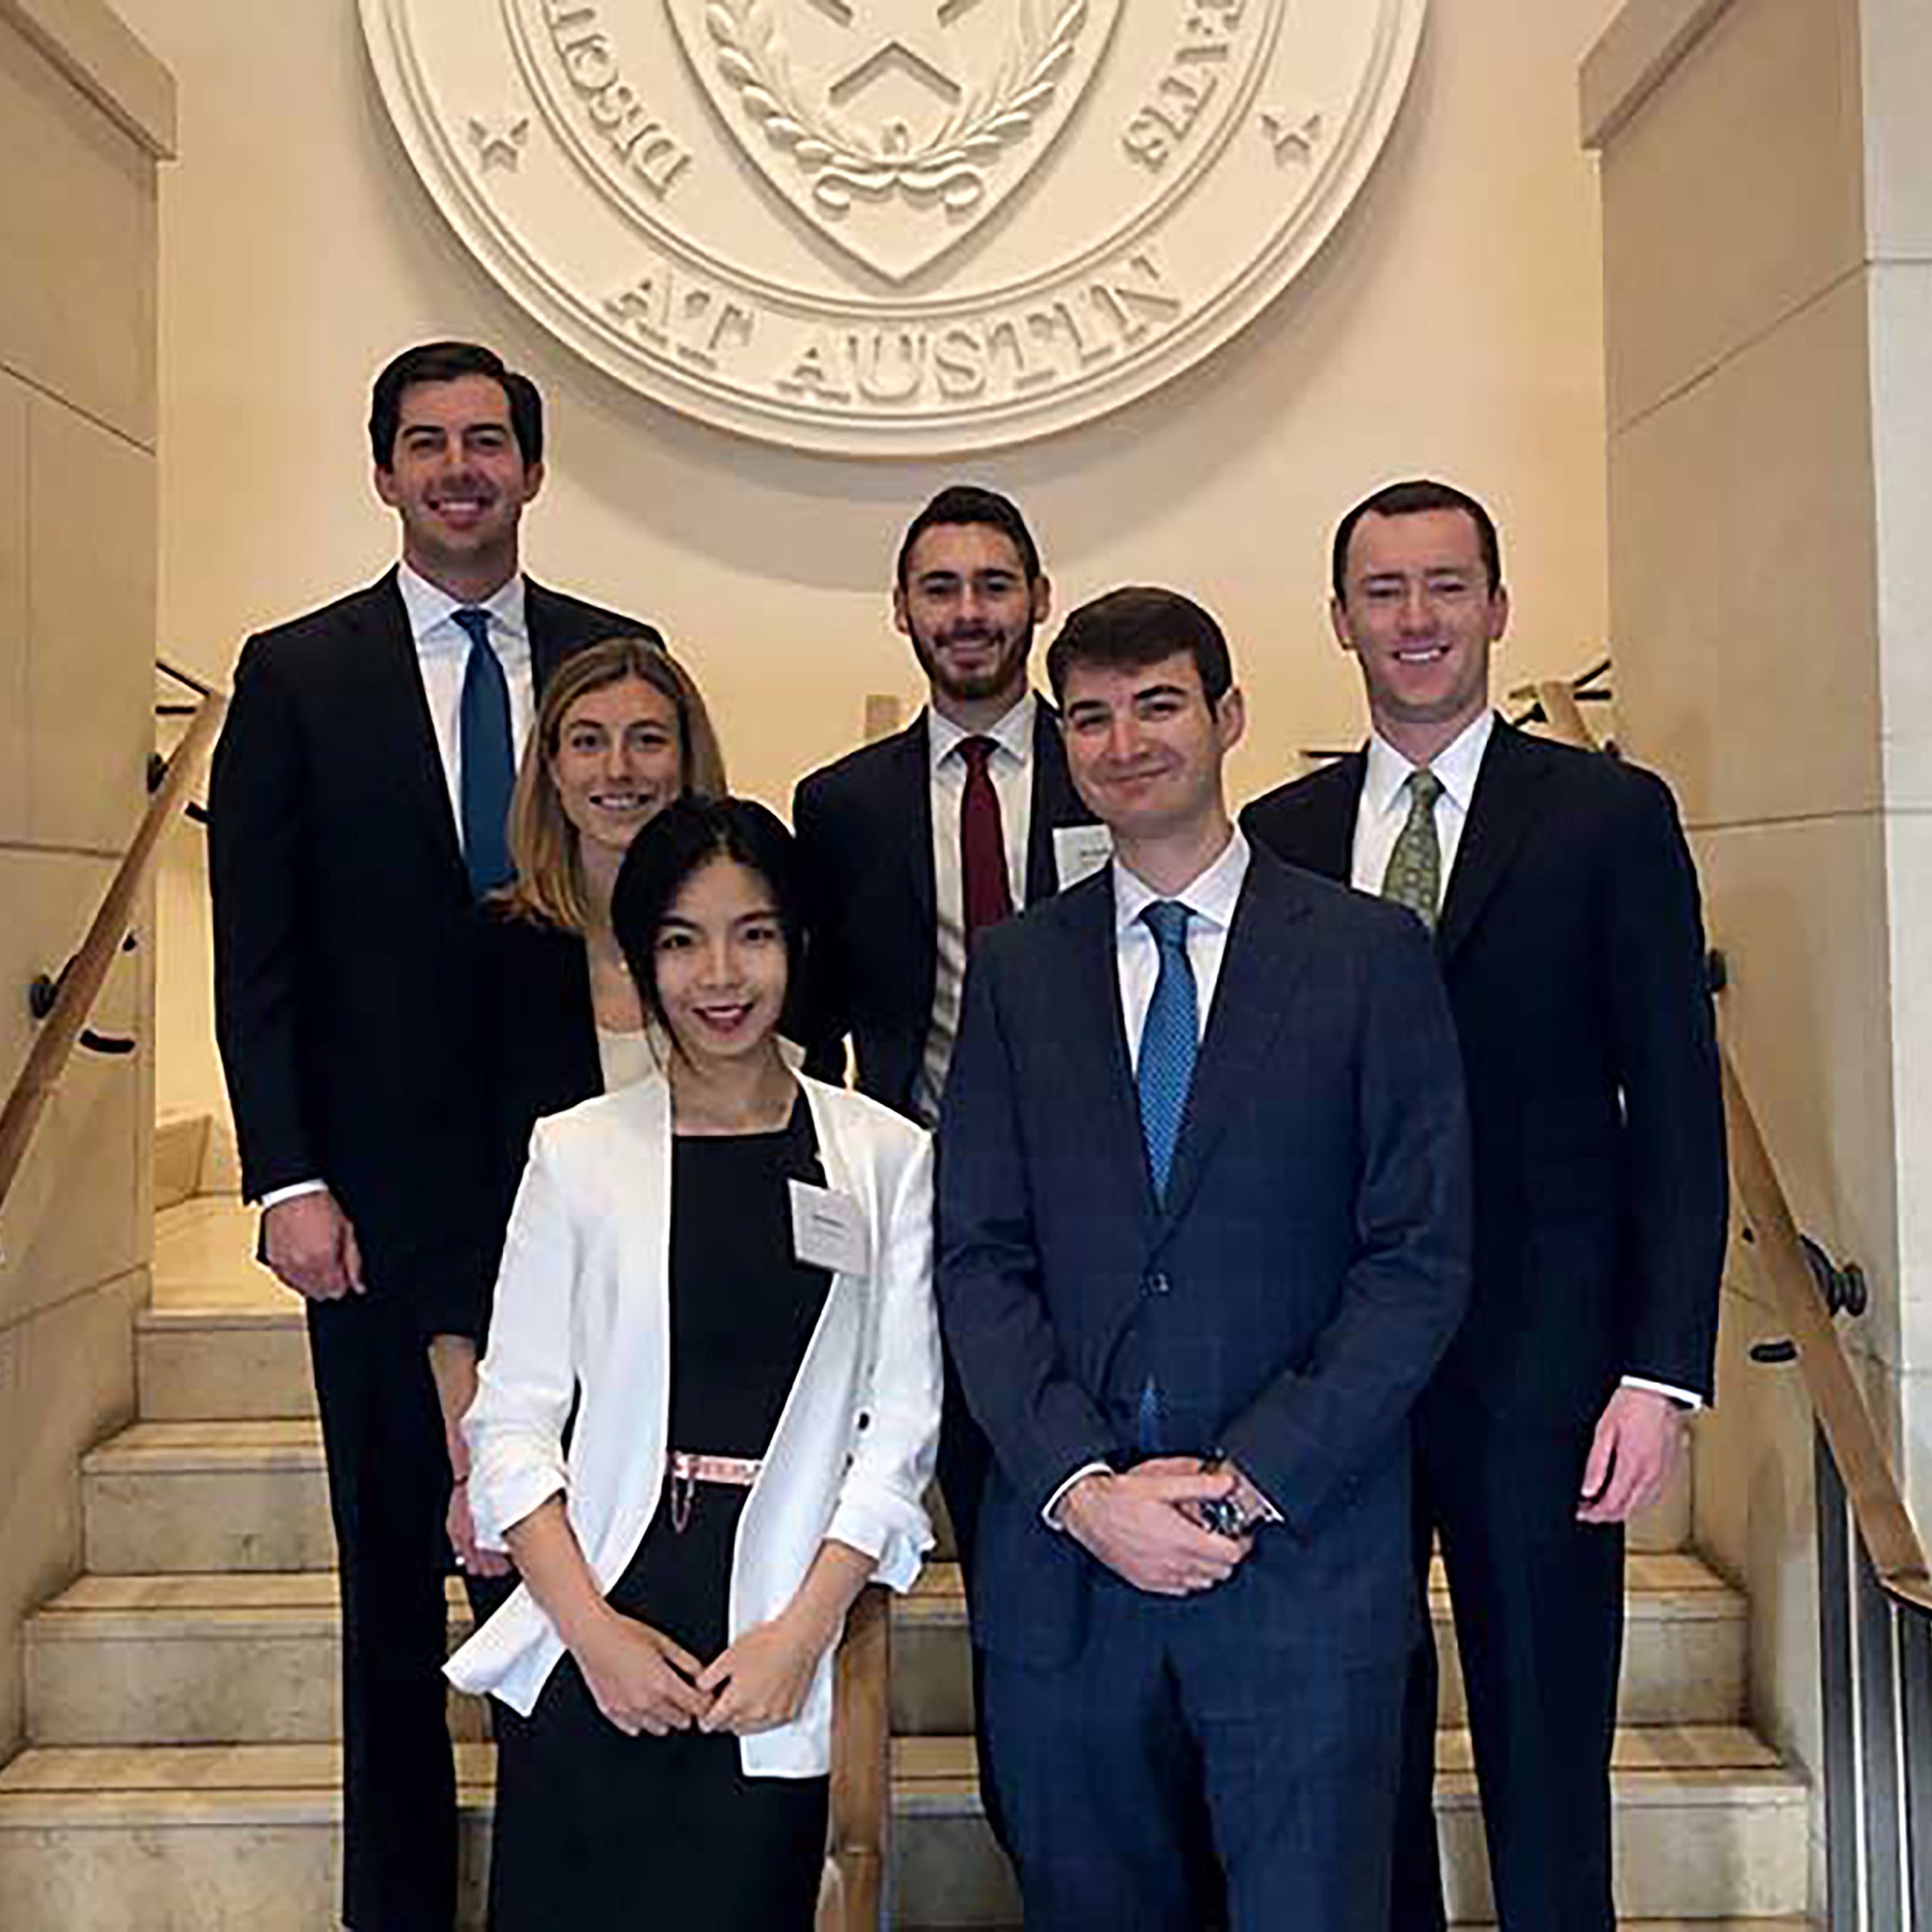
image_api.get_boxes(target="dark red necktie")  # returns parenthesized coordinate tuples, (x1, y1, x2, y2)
(959, 736, 1013, 943)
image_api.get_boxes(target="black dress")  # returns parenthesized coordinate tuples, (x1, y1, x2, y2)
(487, 1097, 834, 1930)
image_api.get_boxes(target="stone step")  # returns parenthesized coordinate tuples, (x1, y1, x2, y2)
(142, 1200, 315, 1422)
(81, 1421, 332, 1574)
(23, 1574, 489, 1747)
(893, 1550, 1747, 1736)
(892, 1727, 1809, 1927)
(0, 1732, 1806, 1930)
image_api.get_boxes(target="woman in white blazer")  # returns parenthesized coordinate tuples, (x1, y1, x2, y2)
(445, 796, 941, 1930)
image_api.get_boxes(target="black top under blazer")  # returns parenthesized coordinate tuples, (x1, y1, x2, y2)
(935, 851, 1472, 1669)
(791, 701, 1096, 1116)
(208, 569, 653, 1336)
(1241, 720, 1728, 1426)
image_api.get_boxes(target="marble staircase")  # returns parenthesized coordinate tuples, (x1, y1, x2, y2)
(0, 1189, 1814, 1928)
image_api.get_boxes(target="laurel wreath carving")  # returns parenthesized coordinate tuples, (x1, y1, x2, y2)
(704, 0, 1088, 216)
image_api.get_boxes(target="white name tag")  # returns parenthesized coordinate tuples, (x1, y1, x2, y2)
(1054, 823, 1114, 890)
(789, 1181, 869, 1277)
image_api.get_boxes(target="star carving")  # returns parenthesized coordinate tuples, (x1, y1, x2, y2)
(1260, 108, 1325, 167)
(808, 0, 990, 108)
(469, 114, 530, 171)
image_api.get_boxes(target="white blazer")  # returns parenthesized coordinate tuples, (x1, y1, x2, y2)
(444, 1070, 941, 1777)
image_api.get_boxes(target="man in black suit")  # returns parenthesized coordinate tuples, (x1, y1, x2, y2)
(937, 588, 1471, 1930)
(208, 341, 653, 1931)
(1242, 480, 1728, 1930)
(791, 485, 1099, 1572)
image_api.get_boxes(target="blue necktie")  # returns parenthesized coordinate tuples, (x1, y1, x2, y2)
(454, 606, 514, 897)
(1134, 900, 1195, 1454)
(1137, 900, 1197, 1199)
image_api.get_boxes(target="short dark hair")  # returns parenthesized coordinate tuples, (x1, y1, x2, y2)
(368, 341, 544, 469)
(895, 484, 1042, 588)
(1046, 586, 1234, 709)
(609, 797, 809, 1038)
(1330, 479, 1503, 602)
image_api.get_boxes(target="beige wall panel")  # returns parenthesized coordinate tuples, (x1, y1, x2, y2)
(0, 13, 155, 446)
(0, 847, 146, 1333)
(1885, 808, 1932, 1368)
(0, 373, 26, 847)
(1695, 1284, 1822, 1777)
(1690, 815, 1899, 1357)
(1598, 0, 1864, 434)
(1871, 266, 1932, 811)
(25, 398, 155, 854)
(1608, 274, 1881, 828)
(1860, 0, 1932, 263)
(0, 1271, 143, 1757)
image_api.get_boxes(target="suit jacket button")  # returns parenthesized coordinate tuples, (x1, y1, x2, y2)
(1146, 1271, 1170, 1297)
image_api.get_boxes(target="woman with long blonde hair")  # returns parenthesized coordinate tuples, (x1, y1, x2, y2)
(430, 635, 729, 1585)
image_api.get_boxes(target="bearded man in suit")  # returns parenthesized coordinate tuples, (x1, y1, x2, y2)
(209, 341, 654, 1930)
(1242, 479, 1728, 1930)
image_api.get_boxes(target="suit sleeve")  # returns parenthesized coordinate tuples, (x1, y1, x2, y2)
(1218, 914, 1473, 1537)
(208, 635, 318, 1202)
(935, 947, 1120, 1517)
(1602, 772, 1727, 1401)
(791, 773, 855, 1085)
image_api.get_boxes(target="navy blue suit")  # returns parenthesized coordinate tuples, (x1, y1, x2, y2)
(936, 847, 1472, 1930)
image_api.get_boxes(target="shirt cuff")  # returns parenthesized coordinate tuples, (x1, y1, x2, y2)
(1042, 1460, 1113, 1529)
(1620, 1374, 1703, 1413)
(259, 1179, 329, 1209)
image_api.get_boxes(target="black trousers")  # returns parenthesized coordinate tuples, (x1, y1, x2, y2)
(309, 1290, 468, 1932)
(1389, 1395, 1624, 1932)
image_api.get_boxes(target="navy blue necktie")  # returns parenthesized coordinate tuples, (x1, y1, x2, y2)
(1137, 900, 1198, 1199)
(453, 606, 514, 897)
(1134, 900, 1195, 1453)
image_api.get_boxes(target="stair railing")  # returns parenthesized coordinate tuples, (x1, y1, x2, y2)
(1538, 666, 1932, 1932)
(0, 675, 226, 1228)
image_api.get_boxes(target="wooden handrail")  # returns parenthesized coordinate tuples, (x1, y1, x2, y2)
(1535, 672, 1932, 1620)
(819, 1583, 892, 1930)
(0, 688, 227, 1220)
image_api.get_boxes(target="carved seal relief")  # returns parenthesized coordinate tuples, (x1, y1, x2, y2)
(361, 0, 1428, 453)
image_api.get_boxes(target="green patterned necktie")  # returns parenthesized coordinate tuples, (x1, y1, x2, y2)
(1381, 768, 1445, 929)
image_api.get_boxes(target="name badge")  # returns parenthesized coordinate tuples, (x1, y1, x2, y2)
(1054, 823, 1114, 891)
(789, 1181, 869, 1277)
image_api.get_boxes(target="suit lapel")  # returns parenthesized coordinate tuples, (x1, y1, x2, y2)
(1303, 752, 1366, 885)
(356, 572, 469, 893)
(1023, 699, 1088, 903)
(1056, 880, 1158, 1237)
(891, 715, 938, 930)
(1435, 720, 1550, 963)
(1155, 865, 1307, 1229)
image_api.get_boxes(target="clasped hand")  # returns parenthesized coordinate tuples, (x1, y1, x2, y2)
(1060, 1458, 1253, 1597)
(574, 1606, 831, 1740)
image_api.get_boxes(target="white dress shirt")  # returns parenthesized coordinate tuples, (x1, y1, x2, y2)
(394, 559, 536, 842)
(1111, 826, 1250, 1064)
(1350, 712, 1698, 1414)
(1349, 708, 1494, 905)
(914, 693, 1038, 1125)
(260, 564, 537, 1212)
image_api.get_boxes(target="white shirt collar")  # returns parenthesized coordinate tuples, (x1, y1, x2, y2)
(397, 559, 530, 658)
(927, 690, 1038, 774)
(1112, 824, 1251, 939)
(1364, 708, 1496, 818)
